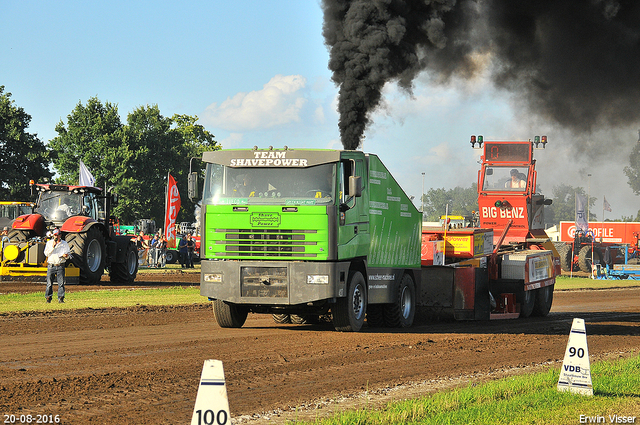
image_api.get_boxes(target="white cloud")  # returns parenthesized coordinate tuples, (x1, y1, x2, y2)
(203, 75, 308, 131)
(219, 133, 244, 149)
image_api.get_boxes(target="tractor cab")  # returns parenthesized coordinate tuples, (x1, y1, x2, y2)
(472, 136, 552, 245)
(32, 184, 102, 228)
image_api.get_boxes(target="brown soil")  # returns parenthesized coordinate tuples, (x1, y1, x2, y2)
(1, 272, 639, 424)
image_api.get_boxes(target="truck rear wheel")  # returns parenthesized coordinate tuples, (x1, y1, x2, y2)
(532, 285, 554, 317)
(332, 271, 367, 332)
(578, 245, 602, 273)
(213, 299, 248, 328)
(383, 274, 416, 328)
(67, 227, 105, 285)
(109, 242, 138, 283)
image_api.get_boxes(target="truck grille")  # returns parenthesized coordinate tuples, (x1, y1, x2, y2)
(215, 229, 318, 258)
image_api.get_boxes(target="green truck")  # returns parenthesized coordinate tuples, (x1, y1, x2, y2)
(191, 148, 421, 331)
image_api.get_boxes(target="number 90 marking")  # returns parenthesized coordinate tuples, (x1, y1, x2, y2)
(569, 347, 584, 358)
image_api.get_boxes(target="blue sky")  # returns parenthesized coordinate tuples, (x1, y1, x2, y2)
(2, 0, 637, 219)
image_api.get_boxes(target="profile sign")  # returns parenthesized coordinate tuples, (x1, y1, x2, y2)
(191, 360, 231, 425)
(557, 318, 593, 396)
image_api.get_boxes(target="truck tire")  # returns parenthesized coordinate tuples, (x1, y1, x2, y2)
(366, 304, 385, 328)
(165, 250, 179, 264)
(557, 244, 573, 272)
(66, 227, 105, 285)
(578, 245, 602, 273)
(272, 314, 291, 324)
(109, 242, 139, 283)
(332, 271, 367, 332)
(213, 299, 248, 328)
(383, 274, 416, 328)
(532, 285, 554, 317)
(518, 288, 535, 318)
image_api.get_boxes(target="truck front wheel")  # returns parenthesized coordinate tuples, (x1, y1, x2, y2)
(213, 300, 248, 328)
(165, 250, 179, 264)
(383, 274, 416, 328)
(332, 271, 367, 332)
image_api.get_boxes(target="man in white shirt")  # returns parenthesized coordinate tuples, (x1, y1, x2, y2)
(44, 228, 71, 303)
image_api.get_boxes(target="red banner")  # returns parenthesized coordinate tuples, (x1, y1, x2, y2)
(164, 173, 181, 249)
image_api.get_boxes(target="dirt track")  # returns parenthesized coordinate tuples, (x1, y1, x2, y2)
(1, 273, 639, 424)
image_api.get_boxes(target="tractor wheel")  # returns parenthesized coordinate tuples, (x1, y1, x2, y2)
(213, 300, 248, 328)
(557, 244, 573, 272)
(578, 245, 602, 273)
(7, 229, 35, 243)
(272, 314, 291, 324)
(366, 304, 385, 328)
(383, 274, 416, 328)
(109, 242, 139, 283)
(165, 250, 179, 264)
(532, 285, 554, 317)
(518, 288, 536, 318)
(66, 226, 105, 285)
(332, 271, 367, 332)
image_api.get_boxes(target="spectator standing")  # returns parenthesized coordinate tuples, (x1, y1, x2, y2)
(156, 235, 168, 268)
(1, 226, 9, 245)
(148, 233, 159, 267)
(44, 228, 71, 303)
(136, 233, 149, 265)
(186, 234, 196, 268)
(178, 236, 188, 268)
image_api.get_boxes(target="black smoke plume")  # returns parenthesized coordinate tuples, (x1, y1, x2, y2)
(322, 0, 640, 150)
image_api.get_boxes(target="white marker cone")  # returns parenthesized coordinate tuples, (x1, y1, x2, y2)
(191, 360, 231, 425)
(557, 318, 593, 396)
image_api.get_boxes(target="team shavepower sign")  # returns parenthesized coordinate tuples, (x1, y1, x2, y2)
(165, 173, 181, 249)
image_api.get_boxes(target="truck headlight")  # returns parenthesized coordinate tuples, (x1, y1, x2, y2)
(307, 274, 329, 284)
(204, 273, 223, 283)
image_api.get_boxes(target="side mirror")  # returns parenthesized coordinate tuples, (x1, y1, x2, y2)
(188, 172, 199, 202)
(349, 176, 362, 198)
(111, 193, 119, 207)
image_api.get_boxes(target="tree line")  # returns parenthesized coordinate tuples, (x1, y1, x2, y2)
(0, 86, 219, 225)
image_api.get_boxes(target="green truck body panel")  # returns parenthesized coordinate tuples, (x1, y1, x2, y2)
(198, 148, 420, 307)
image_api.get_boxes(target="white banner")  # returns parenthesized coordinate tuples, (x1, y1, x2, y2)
(575, 194, 588, 232)
(79, 160, 96, 187)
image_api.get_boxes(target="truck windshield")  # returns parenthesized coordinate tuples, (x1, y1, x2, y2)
(202, 163, 336, 205)
(483, 167, 528, 192)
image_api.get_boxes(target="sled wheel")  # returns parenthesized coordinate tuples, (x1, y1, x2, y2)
(366, 304, 385, 328)
(532, 285, 554, 317)
(272, 314, 291, 324)
(518, 288, 536, 318)
(332, 271, 367, 332)
(213, 300, 248, 328)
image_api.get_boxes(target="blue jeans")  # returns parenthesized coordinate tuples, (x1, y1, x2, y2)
(45, 264, 66, 299)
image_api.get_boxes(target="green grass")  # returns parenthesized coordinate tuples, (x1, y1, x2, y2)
(555, 275, 640, 290)
(0, 286, 202, 313)
(297, 355, 640, 425)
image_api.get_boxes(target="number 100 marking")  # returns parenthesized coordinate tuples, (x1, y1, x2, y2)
(195, 409, 228, 425)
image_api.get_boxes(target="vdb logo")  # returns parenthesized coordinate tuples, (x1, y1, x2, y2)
(563, 365, 581, 372)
